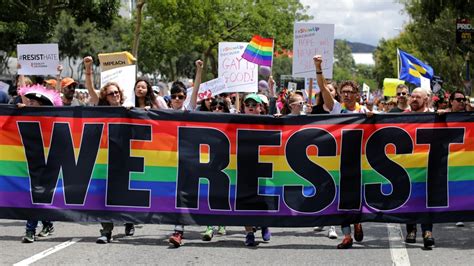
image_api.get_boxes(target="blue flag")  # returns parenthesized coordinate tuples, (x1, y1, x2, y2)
(398, 49, 434, 86)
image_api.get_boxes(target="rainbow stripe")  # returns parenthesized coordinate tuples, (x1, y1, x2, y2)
(1, 106, 474, 225)
(241, 35, 274, 67)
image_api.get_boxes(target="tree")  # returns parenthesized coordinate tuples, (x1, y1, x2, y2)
(138, 0, 311, 81)
(0, 0, 120, 74)
(373, 0, 473, 91)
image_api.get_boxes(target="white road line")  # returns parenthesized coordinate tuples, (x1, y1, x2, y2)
(14, 238, 82, 266)
(387, 224, 411, 266)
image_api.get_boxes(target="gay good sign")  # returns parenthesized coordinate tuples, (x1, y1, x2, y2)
(218, 42, 258, 93)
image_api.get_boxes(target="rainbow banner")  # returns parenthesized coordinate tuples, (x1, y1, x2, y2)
(241, 35, 274, 67)
(1, 105, 474, 226)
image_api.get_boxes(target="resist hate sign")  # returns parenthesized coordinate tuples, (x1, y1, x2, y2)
(218, 42, 258, 93)
(292, 23, 334, 79)
(17, 44, 59, 75)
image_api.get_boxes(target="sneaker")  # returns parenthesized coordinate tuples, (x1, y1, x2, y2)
(313, 226, 324, 231)
(245, 232, 256, 246)
(125, 224, 135, 236)
(38, 225, 55, 237)
(261, 227, 271, 241)
(22, 231, 35, 243)
(405, 230, 416, 243)
(217, 226, 226, 235)
(96, 230, 112, 244)
(456, 222, 464, 227)
(423, 231, 435, 248)
(354, 223, 363, 242)
(328, 226, 338, 239)
(336, 236, 353, 249)
(169, 231, 183, 248)
(202, 226, 214, 241)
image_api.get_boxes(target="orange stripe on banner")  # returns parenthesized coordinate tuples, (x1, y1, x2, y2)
(251, 35, 274, 47)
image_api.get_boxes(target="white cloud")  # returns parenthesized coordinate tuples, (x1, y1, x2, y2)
(300, 0, 409, 46)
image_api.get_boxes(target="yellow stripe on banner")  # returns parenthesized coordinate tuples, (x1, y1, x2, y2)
(408, 60, 427, 75)
(408, 68, 421, 78)
(1, 144, 473, 169)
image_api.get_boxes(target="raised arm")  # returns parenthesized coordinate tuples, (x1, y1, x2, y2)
(313, 55, 334, 111)
(83, 56, 100, 105)
(55, 65, 63, 92)
(189, 59, 203, 110)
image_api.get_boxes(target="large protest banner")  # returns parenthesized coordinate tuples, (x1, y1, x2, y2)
(293, 23, 334, 79)
(218, 42, 258, 93)
(17, 44, 59, 75)
(0, 105, 474, 226)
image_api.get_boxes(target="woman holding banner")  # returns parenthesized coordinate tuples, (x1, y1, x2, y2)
(83, 56, 137, 243)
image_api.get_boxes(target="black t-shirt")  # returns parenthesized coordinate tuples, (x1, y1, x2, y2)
(311, 104, 329, 114)
(389, 107, 404, 113)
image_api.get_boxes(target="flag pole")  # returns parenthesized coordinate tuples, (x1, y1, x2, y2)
(397, 48, 400, 80)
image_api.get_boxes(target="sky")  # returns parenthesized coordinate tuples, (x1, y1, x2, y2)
(300, 0, 410, 46)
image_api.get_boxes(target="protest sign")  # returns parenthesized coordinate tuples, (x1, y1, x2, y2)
(1, 106, 473, 226)
(17, 44, 59, 75)
(383, 78, 405, 97)
(218, 42, 258, 93)
(183, 77, 228, 107)
(293, 23, 334, 79)
(98, 51, 136, 71)
(100, 65, 136, 106)
(0, 81, 10, 94)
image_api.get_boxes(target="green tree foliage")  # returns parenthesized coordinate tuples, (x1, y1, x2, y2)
(51, 11, 132, 79)
(0, 0, 120, 73)
(139, 0, 311, 81)
(374, 0, 473, 91)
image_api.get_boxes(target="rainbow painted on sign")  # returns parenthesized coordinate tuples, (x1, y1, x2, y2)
(241, 35, 274, 67)
(1, 106, 474, 226)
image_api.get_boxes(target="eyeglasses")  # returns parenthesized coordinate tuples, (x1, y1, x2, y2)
(341, 90, 356, 95)
(171, 94, 185, 100)
(454, 97, 466, 103)
(245, 102, 258, 108)
(397, 92, 408, 96)
(106, 91, 119, 97)
(211, 105, 224, 111)
(291, 101, 305, 107)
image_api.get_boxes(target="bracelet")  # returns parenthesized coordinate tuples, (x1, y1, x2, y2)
(316, 71, 323, 74)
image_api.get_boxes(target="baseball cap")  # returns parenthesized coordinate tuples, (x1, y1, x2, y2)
(44, 79, 57, 88)
(61, 77, 77, 89)
(244, 93, 262, 104)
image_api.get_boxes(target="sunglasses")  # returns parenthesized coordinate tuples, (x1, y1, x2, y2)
(341, 90, 356, 95)
(106, 91, 119, 97)
(211, 105, 224, 111)
(245, 102, 259, 108)
(397, 92, 408, 96)
(291, 101, 305, 107)
(171, 94, 185, 100)
(454, 97, 466, 102)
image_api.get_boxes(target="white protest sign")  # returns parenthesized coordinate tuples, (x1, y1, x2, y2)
(100, 64, 136, 106)
(304, 78, 320, 105)
(17, 43, 59, 75)
(0, 81, 10, 94)
(183, 77, 228, 107)
(288, 82, 298, 92)
(292, 23, 334, 79)
(218, 42, 258, 93)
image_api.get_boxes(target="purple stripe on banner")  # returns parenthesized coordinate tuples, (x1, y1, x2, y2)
(3, 192, 474, 216)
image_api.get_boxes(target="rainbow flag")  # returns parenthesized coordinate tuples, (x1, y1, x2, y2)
(241, 35, 274, 67)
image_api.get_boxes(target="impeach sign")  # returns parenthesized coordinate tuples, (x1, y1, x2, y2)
(17, 44, 59, 75)
(1, 107, 473, 226)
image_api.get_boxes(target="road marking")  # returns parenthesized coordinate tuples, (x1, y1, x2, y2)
(387, 224, 410, 266)
(14, 238, 82, 266)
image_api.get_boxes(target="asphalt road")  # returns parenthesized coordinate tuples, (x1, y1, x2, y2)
(2, 220, 474, 265)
